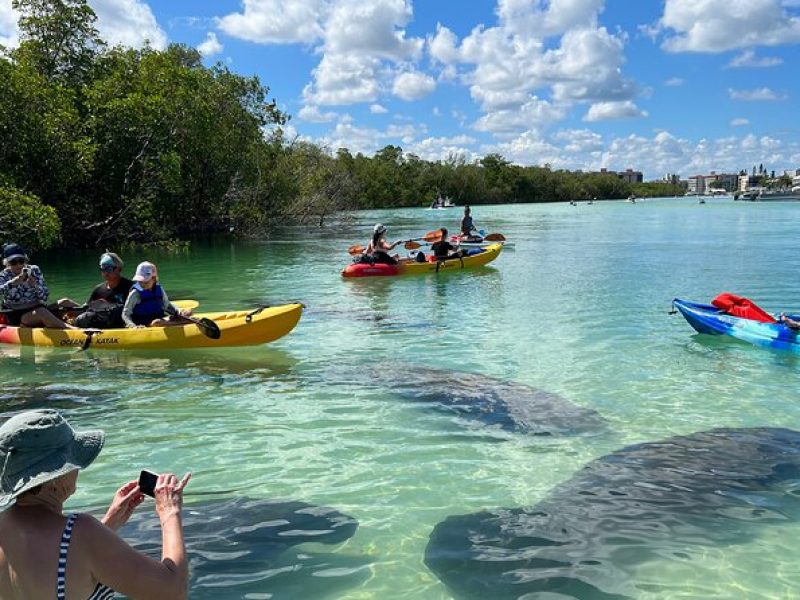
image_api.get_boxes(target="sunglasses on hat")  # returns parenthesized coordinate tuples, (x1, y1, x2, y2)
(100, 264, 117, 273)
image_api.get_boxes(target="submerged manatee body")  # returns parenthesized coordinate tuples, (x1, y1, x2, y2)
(120, 497, 364, 599)
(425, 427, 800, 599)
(387, 366, 606, 435)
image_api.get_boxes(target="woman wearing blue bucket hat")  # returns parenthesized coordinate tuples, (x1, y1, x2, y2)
(0, 409, 190, 599)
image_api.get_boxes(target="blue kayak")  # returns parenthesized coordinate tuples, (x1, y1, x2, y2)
(672, 298, 800, 353)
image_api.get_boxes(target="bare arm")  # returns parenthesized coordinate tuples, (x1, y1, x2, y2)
(85, 473, 191, 600)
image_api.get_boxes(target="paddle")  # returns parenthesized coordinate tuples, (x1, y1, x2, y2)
(165, 305, 221, 340)
(51, 299, 200, 317)
(349, 230, 443, 255)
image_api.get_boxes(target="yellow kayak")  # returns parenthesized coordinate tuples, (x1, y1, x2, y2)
(342, 243, 503, 277)
(0, 303, 303, 350)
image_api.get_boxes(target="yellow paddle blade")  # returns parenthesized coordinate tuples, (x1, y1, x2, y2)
(405, 241, 421, 250)
(348, 244, 364, 255)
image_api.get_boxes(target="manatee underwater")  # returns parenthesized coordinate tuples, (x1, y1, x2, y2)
(119, 497, 366, 599)
(383, 366, 607, 436)
(0, 385, 114, 418)
(425, 427, 800, 599)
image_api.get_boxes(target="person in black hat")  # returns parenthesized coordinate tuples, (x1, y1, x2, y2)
(0, 243, 74, 329)
(0, 409, 191, 599)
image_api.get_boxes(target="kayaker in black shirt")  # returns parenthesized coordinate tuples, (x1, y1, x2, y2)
(460, 206, 479, 240)
(431, 228, 463, 260)
(58, 252, 133, 328)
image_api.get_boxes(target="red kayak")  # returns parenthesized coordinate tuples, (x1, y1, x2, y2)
(342, 262, 402, 277)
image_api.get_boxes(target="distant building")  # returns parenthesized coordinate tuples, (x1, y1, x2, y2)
(594, 167, 643, 183)
(662, 173, 681, 185)
(619, 168, 643, 183)
(688, 172, 738, 194)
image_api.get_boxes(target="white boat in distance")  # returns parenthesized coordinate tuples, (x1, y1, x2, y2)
(735, 187, 800, 201)
(428, 195, 456, 209)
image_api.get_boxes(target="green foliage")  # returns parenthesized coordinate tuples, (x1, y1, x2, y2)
(12, 0, 104, 86)
(0, 185, 61, 249)
(0, 0, 687, 249)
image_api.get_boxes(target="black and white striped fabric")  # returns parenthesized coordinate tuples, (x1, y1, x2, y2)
(56, 513, 116, 600)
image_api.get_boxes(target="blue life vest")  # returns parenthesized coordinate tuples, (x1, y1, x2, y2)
(131, 282, 165, 325)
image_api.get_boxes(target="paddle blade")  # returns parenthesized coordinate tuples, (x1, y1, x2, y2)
(198, 317, 221, 339)
(405, 241, 421, 250)
(422, 230, 443, 242)
(173, 299, 199, 311)
(484, 233, 506, 242)
(348, 245, 364, 255)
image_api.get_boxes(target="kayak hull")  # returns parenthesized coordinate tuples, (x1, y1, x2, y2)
(673, 298, 800, 352)
(0, 303, 303, 350)
(342, 243, 503, 278)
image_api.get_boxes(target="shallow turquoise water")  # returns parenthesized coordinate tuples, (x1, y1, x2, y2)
(3, 197, 800, 598)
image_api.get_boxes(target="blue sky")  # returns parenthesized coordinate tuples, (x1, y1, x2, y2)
(2, 0, 800, 179)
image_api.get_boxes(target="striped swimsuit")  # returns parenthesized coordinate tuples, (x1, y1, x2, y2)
(56, 514, 116, 600)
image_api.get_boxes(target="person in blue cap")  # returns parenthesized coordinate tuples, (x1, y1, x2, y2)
(0, 243, 74, 329)
(58, 251, 133, 328)
(0, 409, 191, 599)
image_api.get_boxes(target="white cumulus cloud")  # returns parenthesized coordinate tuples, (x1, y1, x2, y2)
(0, 0, 167, 50)
(197, 32, 223, 57)
(729, 87, 787, 100)
(727, 49, 783, 68)
(303, 0, 425, 106)
(0, 0, 18, 48)
(497, 0, 605, 38)
(584, 100, 647, 121)
(217, 0, 327, 44)
(392, 71, 436, 101)
(298, 105, 339, 122)
(92, 0, 167, 49)
(659, 0, 800, 52)
(370, 103, 388, 114)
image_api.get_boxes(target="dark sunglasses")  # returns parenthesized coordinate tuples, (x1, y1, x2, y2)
(7, 258, 26, 266)
(100, 265, 118, 273)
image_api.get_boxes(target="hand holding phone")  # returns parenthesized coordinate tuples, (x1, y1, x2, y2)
(138, 469, 159, 497)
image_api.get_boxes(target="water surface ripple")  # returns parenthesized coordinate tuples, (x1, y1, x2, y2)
(3, 198, 800, 598)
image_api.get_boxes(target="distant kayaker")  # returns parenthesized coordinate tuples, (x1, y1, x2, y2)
(58, 251, 133, 328)
(121, 261, 192, 328)
(431, 228, 463, 260)
(460, 206, 479, 240)
(366, 223, 401, 265)
(0, 243, 75, 329)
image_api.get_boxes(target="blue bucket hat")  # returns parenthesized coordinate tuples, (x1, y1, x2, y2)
(0, 410, 104, 507)
(2, 243, 27, 263)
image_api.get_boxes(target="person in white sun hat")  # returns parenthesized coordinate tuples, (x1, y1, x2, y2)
(121, 261, 192, 328)
(365, 223, 401, 265)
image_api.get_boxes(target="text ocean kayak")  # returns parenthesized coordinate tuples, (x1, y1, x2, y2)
(0, 303, 303, 350)
(342, 243, 503, 278)
(672, 298, 800, 352)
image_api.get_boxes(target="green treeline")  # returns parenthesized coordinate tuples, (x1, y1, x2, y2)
(0, 0, 683, 251)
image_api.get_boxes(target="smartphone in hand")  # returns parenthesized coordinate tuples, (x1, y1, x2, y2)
(138, 470, 158, 497)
